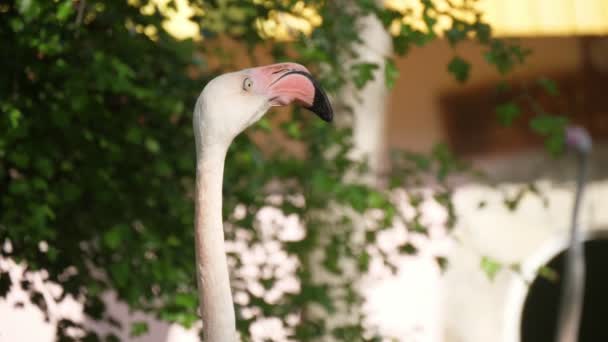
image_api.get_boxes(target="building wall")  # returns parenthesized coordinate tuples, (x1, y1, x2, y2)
(387, 36, 608, 342)
(386, 37, 584, 154)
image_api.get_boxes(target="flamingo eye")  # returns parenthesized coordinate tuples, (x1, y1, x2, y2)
(243, 78, 253, 91)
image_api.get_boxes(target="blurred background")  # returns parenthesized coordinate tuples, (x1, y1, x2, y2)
(1, 0, 607, 341)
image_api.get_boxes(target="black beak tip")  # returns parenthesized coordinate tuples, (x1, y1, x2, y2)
(308, 87, 333, 123)
(283, 70, 333, 123)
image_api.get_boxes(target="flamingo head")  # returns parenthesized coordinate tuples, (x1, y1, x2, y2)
(194, 62, 332, 148)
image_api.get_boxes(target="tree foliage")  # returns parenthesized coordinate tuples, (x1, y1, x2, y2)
(0, 0, 569, 340)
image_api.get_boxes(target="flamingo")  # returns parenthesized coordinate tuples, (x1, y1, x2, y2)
(555, 126, 591, 342)
(192, 63, 332, 341)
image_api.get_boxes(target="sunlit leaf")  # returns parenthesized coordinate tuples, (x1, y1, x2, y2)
(481, 256, 502, 281)
(384, 58, 399, 89)
(56, 0, 73, 22)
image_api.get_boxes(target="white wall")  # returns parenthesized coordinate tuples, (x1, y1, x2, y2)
(442, 178, 608, 342)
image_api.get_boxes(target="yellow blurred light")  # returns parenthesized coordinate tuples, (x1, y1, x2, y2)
(156, 0, 608, 41)
(144, 25, 159, 39)
(130, 0, 200, 40)
(150, 0, 321, 41)
(256, 9, 321, 41)
(157, 0, 200, 40)
(256, 2, 323, 41)
(386, 0, 608, 37)
(478, 0, 608, 36)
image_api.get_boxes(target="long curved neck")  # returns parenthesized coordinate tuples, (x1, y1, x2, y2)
(194, 143, 236, 341)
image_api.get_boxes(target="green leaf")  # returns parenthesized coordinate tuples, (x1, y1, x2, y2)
(145, 138, 160, 154)
(544, 131, 566, 155)
(529, 115, 567, 135)
(474, 23, 492, 44)
(103, 226, 124, 250)
(366, 191, 385, 208)
(508, 263, 521, 274)
(9, 18, 24, 32)
(503, 187, 526, 211)
(174, 293, 197, 308)
(299, 284, 335, 314)
(285, 122, 301, 139)
(56, 0, 73, 22)
(130, 321, 149, 337)
(481, 256, 502, 281)
(399, 243, 416, 254)
(384, 58, 399, 89)
(445, 26, 467, 46)
(537, 77, 559, 96)
(496, 102, 521, 126)
(323, 236, 341, 274)
(351, 63, 379, 89)
(35, 158, 54, 179)
(378, 9, 402, 27)
(484, 40, 531, 74)
(447, 56, 470, 83)
(357, 0, 378, 12)
(167, 235, 180, 246)
(406, 153, 430, 170)
(105, 333, 120, 342)
(256, 118, 272, 132)
(393, 35, 410, 55)
(17, 0, 42, 20)
(422, 12, 437, 31)
(538, 266, 558, 282)
(436, 256, 448, 271)
(109, 263, 129, 287)
(357, 251, 370, 271)
(496, 80, 510, 93)
(32, 177, 48, 190)
(8, 108, 22, 128)
(126, 127, 143, 143)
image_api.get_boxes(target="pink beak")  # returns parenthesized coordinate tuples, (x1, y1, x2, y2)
(248, 63, 333, 122)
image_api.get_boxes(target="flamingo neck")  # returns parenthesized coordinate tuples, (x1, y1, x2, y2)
(195, 143, 237, 341)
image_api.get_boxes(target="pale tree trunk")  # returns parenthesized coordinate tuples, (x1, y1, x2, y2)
(306, 4, 393, 339)
(340, 14, 392, 179)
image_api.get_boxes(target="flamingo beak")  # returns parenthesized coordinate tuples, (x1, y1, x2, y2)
(251, 63, 333, 122)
